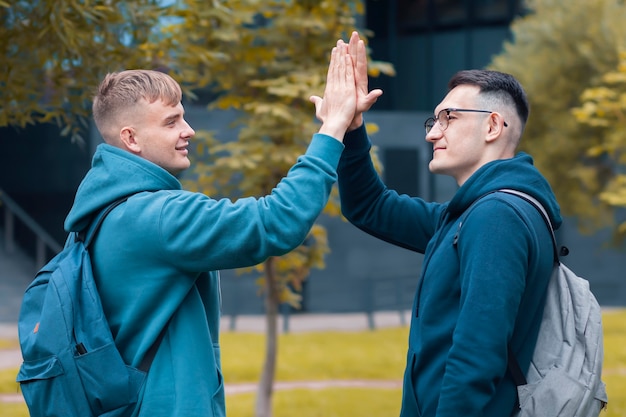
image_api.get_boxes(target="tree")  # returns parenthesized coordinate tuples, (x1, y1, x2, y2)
(179, 2, 392, 416)
(573, 50, 626, 243)
(489, 0, 626, 237)
(0, 0, 218, 142)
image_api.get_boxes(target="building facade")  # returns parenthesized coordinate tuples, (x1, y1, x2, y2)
(1, 1, 624, 322)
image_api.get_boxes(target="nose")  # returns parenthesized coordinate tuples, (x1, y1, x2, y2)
(182, 119, 195, 138)
(425, 124, 442, 143)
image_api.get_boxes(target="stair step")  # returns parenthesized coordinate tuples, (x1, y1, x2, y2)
(0, 228, 37, 323)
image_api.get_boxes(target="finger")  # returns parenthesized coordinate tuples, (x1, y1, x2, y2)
(351, 40, 366, 96)
(348, 31, 359, 59)
(336, 42, 348, 75)
(356, 39, 368, 84)
(310, 95, 323, 120)
(336, 44, 348, 87)
(366, 89, 383, 100)
(327, 46, 338, 83)
(344, 52, 354, 83)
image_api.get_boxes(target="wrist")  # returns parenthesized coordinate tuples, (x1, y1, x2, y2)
(318, 120, 348, 142)
(348, 114, 364, 131)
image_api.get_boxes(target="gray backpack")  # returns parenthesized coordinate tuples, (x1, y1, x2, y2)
(500, 190, 608, 417)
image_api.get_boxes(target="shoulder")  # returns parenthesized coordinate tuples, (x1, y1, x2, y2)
(458, 192, 553, 255)
(457, 193, 539, 243)
(463, 192, 545, 224)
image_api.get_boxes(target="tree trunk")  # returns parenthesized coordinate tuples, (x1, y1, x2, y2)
(255, 257, 279, 417)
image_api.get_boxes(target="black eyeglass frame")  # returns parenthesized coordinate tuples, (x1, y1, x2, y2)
(424, 108, 508, 134)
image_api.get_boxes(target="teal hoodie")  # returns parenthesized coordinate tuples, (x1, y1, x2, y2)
(64, 133, 344, 417)
(338, 124, 562, 417)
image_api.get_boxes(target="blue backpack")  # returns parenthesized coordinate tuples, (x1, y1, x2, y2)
(16, 197, 164, 417)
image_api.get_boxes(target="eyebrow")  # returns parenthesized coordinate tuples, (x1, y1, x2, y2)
(163, 112, 182, 124)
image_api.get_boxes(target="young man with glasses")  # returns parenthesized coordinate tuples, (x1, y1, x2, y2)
(313, 32, 562, 416)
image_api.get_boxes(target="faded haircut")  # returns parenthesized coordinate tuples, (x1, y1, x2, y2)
(92, 70, 182, 142)
(448, 69, 529, 130)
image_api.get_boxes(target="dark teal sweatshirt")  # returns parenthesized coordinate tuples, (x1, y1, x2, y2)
(64, 134, 344, 417)
(338, 124, 562, 417)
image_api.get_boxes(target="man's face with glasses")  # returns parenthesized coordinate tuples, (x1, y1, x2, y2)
(424, 85, 509, 185)
(424, 109, 508, 134)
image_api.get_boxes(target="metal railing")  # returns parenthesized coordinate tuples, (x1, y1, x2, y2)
(0, 187, 62, 269)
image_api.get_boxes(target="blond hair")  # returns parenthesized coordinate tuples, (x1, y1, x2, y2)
(92, 70, 182, 143)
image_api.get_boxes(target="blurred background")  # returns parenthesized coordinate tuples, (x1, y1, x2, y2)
(2, 0, 625, 322)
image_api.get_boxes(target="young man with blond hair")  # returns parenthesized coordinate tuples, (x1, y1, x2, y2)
(64, 42, 356, 416)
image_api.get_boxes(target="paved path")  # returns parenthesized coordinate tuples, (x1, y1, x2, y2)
(1, 379, 403, 403)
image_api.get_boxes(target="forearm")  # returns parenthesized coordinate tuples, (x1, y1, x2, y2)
(338, 124, 384, 223)
(338, 124, 437, 252)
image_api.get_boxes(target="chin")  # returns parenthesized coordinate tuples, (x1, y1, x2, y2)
(428, 161, 441, 174)
(167, 165, 189, 177)
(429, 162, 454, 178)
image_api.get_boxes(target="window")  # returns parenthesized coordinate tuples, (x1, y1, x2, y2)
(383, 148, 420, 196)
(433, 0, 467, 26)
(393, 0, 522, 32)
(397, 0, 429, 31)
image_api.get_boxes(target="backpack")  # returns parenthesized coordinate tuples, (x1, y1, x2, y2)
(16, 197, 165, 417)
(496, 190, 608, 416)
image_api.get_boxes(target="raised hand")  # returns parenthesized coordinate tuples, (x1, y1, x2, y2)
(310, 40, 357, 142)
(346, 31, 383, 131)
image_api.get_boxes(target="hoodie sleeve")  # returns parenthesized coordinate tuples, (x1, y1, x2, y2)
(338, 123, 443, 253)
(150, 133, 344, 271)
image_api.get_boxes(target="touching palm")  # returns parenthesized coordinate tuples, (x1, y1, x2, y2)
(310, 31, 382, 130)
(348, 31, 383, 130)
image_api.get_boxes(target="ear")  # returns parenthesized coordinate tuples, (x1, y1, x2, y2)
(119, 126, 141, 153)
(485, 112, 506, 143)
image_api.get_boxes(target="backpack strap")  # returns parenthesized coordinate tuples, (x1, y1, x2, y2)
(498, 189, 562, 263)
(75, 197, 131, 246)
(507, 344, 527, 387)
(76, 195, 168, 373)
(497, 189, 560, 391)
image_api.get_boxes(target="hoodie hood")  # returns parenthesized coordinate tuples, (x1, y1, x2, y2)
(64, 143, 182, 232)
(447, 152, 562, 230)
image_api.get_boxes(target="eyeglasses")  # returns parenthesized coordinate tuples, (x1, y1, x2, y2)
(424, 108, 508, 134)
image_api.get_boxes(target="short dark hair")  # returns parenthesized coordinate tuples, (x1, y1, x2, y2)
(448, 70, 529, 128)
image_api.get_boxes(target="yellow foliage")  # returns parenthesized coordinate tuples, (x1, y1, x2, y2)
(490, 0, 626, 243)
(1, 0, 221, 142)
(573, 48, 626, 241)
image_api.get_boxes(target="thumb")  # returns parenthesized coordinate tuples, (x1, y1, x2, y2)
(309, 95, 324, 122)
(309, 95, 324, 113)
(366, 89, 383, 101)
(309, 95, 322, 106)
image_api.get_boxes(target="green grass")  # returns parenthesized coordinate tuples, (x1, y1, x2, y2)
(225, 388, 402, 417)
(0, 401, 28, 417)
(599, 309, 626, 416)
(1, 309, 625, 417)
(220, 328, 408, 382)
(0, 368, 21, 396)
(0, 339, 17, 349)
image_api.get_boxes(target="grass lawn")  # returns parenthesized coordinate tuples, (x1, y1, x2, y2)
(1, 309, 624, 417)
